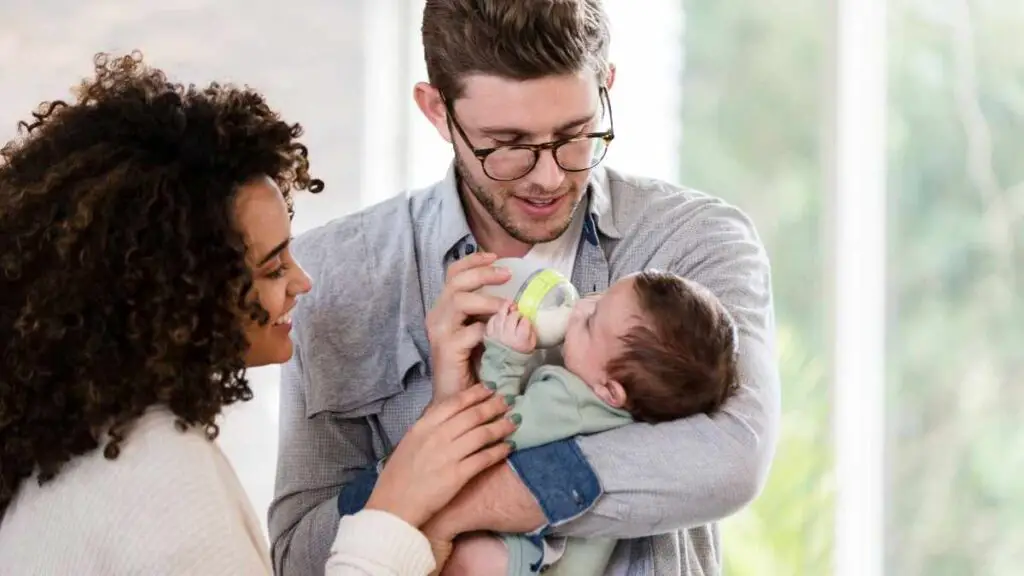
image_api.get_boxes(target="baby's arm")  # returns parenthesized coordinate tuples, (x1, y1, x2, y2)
(480, 301, 537, 397)
(509, 367, 631, 450)
(478, 339, 533, 398)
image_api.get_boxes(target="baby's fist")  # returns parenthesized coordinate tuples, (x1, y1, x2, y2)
(486, 301, 536, 354)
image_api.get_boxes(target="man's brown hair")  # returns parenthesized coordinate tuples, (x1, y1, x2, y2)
(606, 271, 740, 424)
(421, 0, 612, 99)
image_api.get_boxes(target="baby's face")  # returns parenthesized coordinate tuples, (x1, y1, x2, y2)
(561, 275, 644, 401)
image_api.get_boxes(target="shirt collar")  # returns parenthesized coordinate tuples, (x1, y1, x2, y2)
(586, 165, 623, 239)
(434, 162, 624, 258)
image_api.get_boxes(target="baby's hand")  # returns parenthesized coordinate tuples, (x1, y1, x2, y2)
(486, 301, 537, 354)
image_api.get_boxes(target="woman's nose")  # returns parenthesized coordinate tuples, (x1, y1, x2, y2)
(292, 263, 313, 295)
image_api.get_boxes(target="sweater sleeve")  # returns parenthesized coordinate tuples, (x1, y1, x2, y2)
(325, 509, 436, 576)
(478, 337, 534, 397)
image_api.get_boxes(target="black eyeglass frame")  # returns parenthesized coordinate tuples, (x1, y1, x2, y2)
(442, 87, 615, 182)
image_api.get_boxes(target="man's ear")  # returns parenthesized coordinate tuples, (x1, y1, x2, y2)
(605, 63, 617, 91)
(413, 81, 452, 143)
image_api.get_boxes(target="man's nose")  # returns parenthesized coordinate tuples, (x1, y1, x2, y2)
(527, 149, 565, 192)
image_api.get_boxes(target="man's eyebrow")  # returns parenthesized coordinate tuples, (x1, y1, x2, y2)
(477, 112, 596, 139)
(257, 237, 291, 266)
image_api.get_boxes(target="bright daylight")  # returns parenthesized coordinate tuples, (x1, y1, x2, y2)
(1, 1, 1020, 575)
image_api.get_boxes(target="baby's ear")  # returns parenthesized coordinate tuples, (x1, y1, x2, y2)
(600, 379, 628, 408)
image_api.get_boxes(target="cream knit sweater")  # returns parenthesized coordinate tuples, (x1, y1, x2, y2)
(0, 408, 434, 576)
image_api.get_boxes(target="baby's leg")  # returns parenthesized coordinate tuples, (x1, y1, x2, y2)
(438, 532, 510, 575)
(500, 533, 544, 575)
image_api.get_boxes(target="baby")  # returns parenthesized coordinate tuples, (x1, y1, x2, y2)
(442, 269, 742, 576)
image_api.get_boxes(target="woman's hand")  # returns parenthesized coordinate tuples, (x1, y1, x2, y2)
(364, 384, 518, 529)
(425, 252, 510, 403)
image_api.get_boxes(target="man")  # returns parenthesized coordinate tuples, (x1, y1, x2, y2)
(269, 1, 780, 574)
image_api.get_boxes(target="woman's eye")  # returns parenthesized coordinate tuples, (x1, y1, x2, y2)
(266, 265, 288, 279)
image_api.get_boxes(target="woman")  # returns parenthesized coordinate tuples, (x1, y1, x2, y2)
(0, 52, 515, 575)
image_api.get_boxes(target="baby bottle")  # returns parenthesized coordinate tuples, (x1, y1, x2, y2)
(478, 257, 580, 348)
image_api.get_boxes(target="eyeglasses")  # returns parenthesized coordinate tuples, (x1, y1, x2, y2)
(443, 87, 615, 182)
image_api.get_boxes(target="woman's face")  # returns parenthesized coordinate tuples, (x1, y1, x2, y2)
(234, 176, 312, 367)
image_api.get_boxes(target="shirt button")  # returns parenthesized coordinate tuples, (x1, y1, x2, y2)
(464, 243, 476, 256)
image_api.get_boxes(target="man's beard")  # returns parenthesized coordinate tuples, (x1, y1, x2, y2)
(453, 154, 581, 245)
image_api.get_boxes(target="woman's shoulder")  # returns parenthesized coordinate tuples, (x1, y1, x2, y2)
(9, 408, 230, 511)
(117, 407, 221, 467)
(104, 409, 252, 515)
(0, 408, 261, 573)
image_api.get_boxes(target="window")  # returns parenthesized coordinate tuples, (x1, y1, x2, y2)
(682, 1, 1023, 575)
(677, 2, 833, 574)
(886, 1, 1023, 574)
(4, 3, 1018, 572)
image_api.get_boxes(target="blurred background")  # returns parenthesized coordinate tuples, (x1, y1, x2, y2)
(1, 1, 1020, 575)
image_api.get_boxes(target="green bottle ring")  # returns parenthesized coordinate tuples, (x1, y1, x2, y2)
(516, 268, 571, 324)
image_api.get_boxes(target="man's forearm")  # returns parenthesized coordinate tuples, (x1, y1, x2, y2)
(554, 410, 770, 538)
(422, 462, 546, 539)
(335, 461, 547, 540)
(418, 361, 778, 541)
(501, 363, 777, 540)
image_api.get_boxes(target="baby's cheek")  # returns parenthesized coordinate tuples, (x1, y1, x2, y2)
(561, 336, 584, 371)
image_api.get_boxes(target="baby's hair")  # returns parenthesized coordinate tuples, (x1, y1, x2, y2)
(606, 271, 740, 423)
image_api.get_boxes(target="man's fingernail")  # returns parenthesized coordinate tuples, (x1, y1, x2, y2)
(509, 412, 522, 425)
(505, 440, 517, 450)
(504, 394, 517, 406)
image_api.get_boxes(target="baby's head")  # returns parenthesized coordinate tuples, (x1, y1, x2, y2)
(561, 270, 739, 423)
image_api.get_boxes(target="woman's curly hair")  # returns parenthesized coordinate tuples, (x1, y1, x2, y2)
(0, 52, 323, 515)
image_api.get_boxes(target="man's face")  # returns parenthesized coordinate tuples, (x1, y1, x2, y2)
(448, 72, 605, 244)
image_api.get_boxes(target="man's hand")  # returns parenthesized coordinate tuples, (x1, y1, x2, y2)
(486, 301, 537, 354)
(426, 251, 511, 403)
(420, 461, 547, 541)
